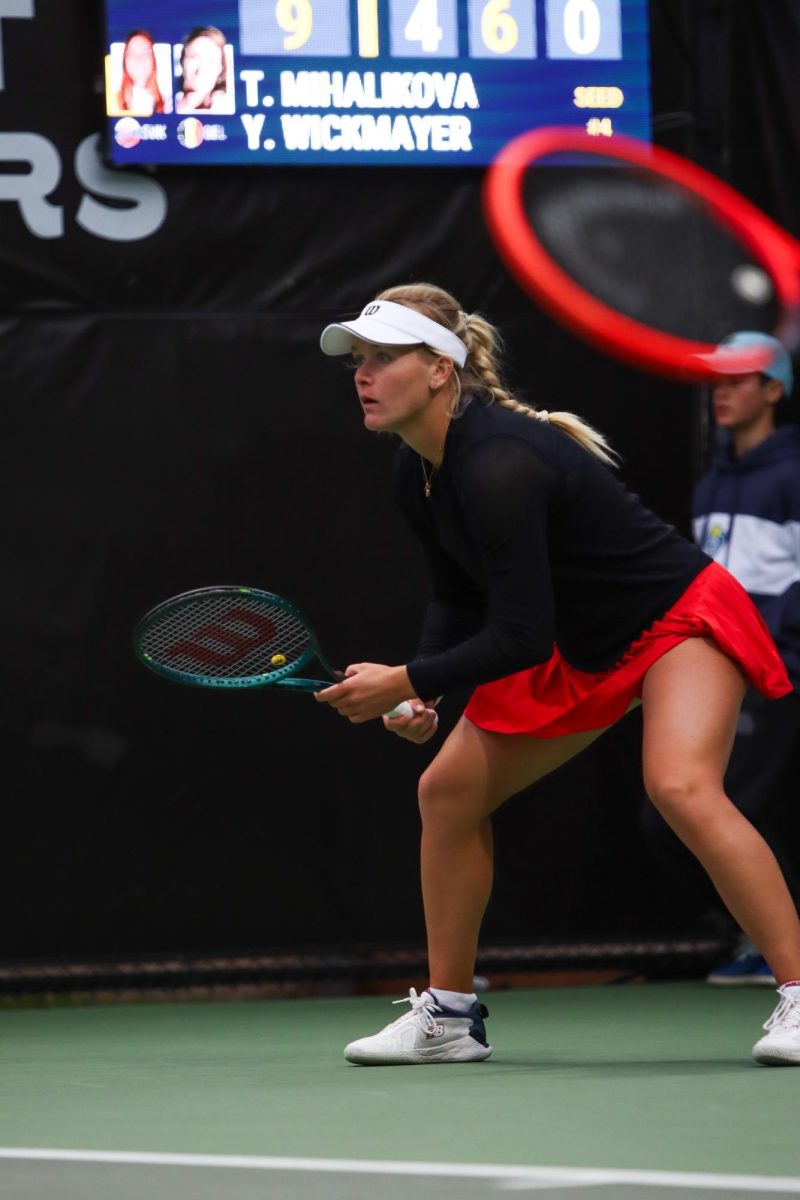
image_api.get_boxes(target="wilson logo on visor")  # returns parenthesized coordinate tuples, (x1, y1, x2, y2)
(363, 304, 380, 315)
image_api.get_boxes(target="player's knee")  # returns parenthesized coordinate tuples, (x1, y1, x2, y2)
(644, 770, 711, 826)
(418, 763, 449, 818)
(418, 763, 473, 829)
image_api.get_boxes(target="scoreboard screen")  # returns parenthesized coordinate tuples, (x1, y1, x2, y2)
(102, 0, 650, 166)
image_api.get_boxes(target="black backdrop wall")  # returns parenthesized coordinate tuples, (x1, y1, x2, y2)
(1, 1, 797, 961)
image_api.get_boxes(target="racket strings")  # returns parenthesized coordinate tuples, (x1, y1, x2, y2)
(139, 594, 311, 681)
(522, 163, 780, 342)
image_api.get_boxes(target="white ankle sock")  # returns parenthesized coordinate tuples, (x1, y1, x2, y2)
(429, 988, 477, 1012)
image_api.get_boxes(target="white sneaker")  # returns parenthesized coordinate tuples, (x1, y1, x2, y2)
(752, 984, 800, 1065)
(344, 988, 492, 1065)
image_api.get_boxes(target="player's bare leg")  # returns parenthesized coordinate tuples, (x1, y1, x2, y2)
(641, 637, 800, 1066)
(419, 717, 611, 993)
(343, 716, 612, 1064)
(641, 637, 800, 980)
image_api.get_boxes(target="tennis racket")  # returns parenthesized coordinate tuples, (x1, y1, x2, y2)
(483, 126, 800, 381)
(133, 585, 415, 718)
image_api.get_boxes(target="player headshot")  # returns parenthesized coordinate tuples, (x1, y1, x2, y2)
(107, 29, 171, 117)
(175, 25, 234, 115)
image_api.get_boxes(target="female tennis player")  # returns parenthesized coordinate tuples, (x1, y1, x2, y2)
(315, 282, 800, 1067)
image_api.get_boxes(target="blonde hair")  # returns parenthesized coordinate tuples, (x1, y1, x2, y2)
(375, 282, 618, 467)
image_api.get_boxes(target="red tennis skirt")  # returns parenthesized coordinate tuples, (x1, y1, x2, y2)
(464, 562, 791, 738)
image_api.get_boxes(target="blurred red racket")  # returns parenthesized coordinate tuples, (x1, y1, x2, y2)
(483, 126, 800, 381)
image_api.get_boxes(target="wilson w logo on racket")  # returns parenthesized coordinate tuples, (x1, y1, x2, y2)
(163, 608, 279, 668)
(133, 585, 413, 716)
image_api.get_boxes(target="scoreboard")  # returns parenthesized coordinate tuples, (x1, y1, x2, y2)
(103, 0, 650, 166)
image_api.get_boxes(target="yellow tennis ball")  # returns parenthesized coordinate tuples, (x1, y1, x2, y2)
(271, 653, 287, 666)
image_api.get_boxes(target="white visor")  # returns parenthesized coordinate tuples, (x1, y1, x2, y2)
(320, 300, 468, 367)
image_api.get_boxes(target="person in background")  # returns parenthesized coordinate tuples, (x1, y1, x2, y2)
(641, 331, 800, 985)
(116, 30, 165, 116)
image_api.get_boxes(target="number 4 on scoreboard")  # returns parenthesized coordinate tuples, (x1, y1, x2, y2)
(399, 0, 525, 58)
(404, 0, 444, 53)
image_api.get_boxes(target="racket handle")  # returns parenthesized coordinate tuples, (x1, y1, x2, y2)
(384, 701, 438, 723)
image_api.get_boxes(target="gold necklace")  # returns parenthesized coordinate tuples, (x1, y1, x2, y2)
(420, 455, 437, 498)
(419, 417, 451, 498)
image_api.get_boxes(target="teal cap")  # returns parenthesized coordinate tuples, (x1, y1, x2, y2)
(693, 331, 794, 394)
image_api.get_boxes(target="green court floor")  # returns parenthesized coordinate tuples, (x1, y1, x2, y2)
(1, 982, 799, 1198)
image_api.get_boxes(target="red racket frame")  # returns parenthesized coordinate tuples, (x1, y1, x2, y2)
(483, 127, 800, 381)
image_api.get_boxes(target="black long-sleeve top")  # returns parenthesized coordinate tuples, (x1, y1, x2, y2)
(395, 400, 710, 700)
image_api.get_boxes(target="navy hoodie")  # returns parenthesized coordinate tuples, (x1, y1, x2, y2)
(693, 424, 800, 689)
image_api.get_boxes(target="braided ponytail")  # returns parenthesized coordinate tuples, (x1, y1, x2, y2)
(375, 282, 618, 467)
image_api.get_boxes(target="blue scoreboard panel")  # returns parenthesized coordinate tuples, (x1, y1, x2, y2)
(103, 0, 650, 166)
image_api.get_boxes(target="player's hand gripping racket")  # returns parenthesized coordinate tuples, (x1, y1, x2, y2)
(133, 585, 416, 718)
(483, 126, 800, 381)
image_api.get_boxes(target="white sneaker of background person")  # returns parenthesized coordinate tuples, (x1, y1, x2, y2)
(344, 988, 492, 1065)
(752, 982, 800, 1065)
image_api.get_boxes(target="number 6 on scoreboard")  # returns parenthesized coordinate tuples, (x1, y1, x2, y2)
(482, 1, 520, 55)
(468, 0, 535, 59)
